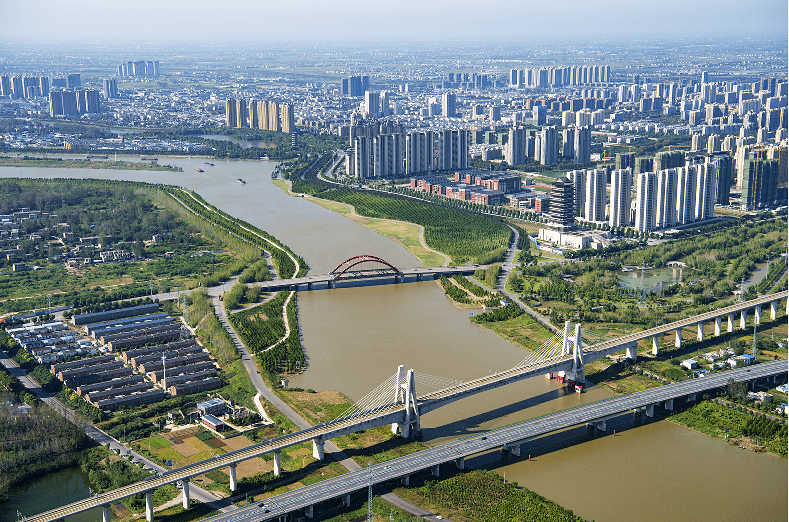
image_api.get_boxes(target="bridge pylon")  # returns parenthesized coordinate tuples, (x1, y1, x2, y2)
(396, 368, 419, 439)
(391, 365, 406, 434)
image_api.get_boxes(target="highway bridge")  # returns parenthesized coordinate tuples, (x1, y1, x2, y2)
(202, 360, 788, 522)
(253, 255, 479, 291)
(24, 292, 788, 522)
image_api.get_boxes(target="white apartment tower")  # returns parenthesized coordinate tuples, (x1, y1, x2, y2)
(438, 130, 469, 170)
(635, 172, 657, 233)
(676, 166, 696, 225)
(405, 131, 435, 174)
(584, 168, 606, 222)
(609, 168, 633, 228)
(569, 170, 586, 217)
(694, 163, 716, 221)
(655, 168, 677, 229)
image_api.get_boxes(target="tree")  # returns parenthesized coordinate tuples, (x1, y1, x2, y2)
(727, 378, 747, 398)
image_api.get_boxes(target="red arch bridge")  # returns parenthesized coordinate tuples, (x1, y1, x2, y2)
(252, 255, 481, 291)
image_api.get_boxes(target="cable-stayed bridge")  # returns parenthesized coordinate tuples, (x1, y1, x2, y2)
(23, 291, 788, 522)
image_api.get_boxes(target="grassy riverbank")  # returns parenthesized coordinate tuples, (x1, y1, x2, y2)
(0, 155, 182, 171)
(393, 469, 591, 522)
(670, 400, 788, 458)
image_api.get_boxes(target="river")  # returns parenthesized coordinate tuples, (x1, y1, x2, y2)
(0, 157, 786, 522)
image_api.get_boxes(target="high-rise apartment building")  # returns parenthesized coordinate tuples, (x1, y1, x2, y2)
(574, 126, 591, 164)
(561, 127, 575, 159)
(539, 126, 558, 165)
(709, 154, 732, 205)
(248, 100, 258, 129)
(675, 166, 697, 225)
(268, 101, 280, 132)
(609, 168, 633, 228)
(364, 91, 380, 117)
(694, 163, 716, 221)
(741, 157, 780, 210)
(351, 136, 373, 179)
(61, 90, 78, 116)
(281, 103, 295, 134)
(11, 75, 23, 99)
(583, 168, 606, 222)
(569, 170, 585, 217)
(506, 127, 526, 166)
(635, 172, 657, 233)
(49, 91, 63, 117)
(258, 101, 269, 130)
(67, 73, 81, 90)
(438, 130, 469, 171)
(225, 98, 237, 128)
(76, 90, 87, 114)
(374, 133, 405, 178)
(84, 90, 100, 113)
(236, 99, 247, 128)
(655, 168, 677, 229)
(102, 78, 118, 99)
(442, 92, 456, 118)
(405, 131, 435, 174)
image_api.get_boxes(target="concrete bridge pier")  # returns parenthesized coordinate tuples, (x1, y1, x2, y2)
(645, 404, 655, 418)
(328, 280, 335, 289)
(432, 464, 440, 477)
(305, 505, 314, 519)
(102, 505, 112, 522)
(273, 449, 282, 477)
(342, 494, 351, 507)
(145, 491, 154, 522)
(697, 322, 704, 342)
(503, 442, 521, 457)
(652, 335, 659, 355)
(392, 365, 405, 434)
(771, 300, 778, 320)
(754, 305, 762, 325)
(416, 273, 422, 281)
(625, 342, 638, 361)
(687, 393, 696, 402)
(715, 316, 721, 336)
(455, 457, 465, 469)
(675, 328, 682, 348)
(740, 309, 747, 329)
(307, 282, 313, 290)
(728, 313, 734, 332)
(664, 399, 674, 411)
(401, 475, 410, 486)
(182, 478, 190, 509)
(229, 463, 237, 492)
(313, 438, 325, 461)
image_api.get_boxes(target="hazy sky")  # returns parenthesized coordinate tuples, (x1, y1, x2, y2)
(1, 0, 787, 42)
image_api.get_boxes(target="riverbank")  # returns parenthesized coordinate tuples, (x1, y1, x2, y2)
(0, 156, 182, 171)
(275, 178, 448, 268)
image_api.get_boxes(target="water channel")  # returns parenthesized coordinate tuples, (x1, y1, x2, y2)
(0, 157, 786, 522)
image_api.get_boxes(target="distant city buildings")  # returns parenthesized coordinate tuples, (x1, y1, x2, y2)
(117, 61, 159, 77)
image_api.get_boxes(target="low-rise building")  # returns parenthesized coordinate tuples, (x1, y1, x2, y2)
(681, 359, 698, 370)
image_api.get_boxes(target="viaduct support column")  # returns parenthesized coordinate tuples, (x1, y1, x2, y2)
(740, 309, 747, 329)
(313, 438, 325, 461)
(307, 282, 313, 290)
(675, 328, 682, 348)
(273, 450, 282, 477)
(646, 404, 654, 418)
(432, 464, 440, 477)
(697, 322, 704, 342)
(715, 316, 721, 337)
(182, 478, 190, 509)
(771, 300, 778, 320)
(455, 457, 465, 469)
(305, 505, 314, 519)
(652, 335, 659, 356)
(664, 399, 674, 411)
(229, 463, 237, 492)
(728, 313, 734, 332)
(755, 305, 762, 325)
(625, 342, 638, 361)
(145, 491, 154, 522)
(102, 505, 112, 522)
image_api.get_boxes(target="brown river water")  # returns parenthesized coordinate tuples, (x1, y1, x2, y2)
(0, 156, 785, 522)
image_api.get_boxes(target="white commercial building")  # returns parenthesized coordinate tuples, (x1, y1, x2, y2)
(635, 172, 657, 232)
(609, 168, 633, 228)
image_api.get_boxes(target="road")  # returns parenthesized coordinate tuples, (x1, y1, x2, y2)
(0, 349, 234, 513)
(199, 360, 787, 522)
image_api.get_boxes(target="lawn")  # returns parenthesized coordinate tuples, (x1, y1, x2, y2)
(475, 310, 554, 352)
(306, 197, 448, 267)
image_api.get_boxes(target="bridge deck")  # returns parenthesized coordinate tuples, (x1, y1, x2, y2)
(199, 360, 787, 522)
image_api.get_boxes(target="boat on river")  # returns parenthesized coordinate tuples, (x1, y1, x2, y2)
(195, 168, 204, 172)
(237, 178, 246, 185)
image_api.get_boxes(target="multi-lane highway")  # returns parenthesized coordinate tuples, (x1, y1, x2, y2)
(200, 360, 787, 522)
